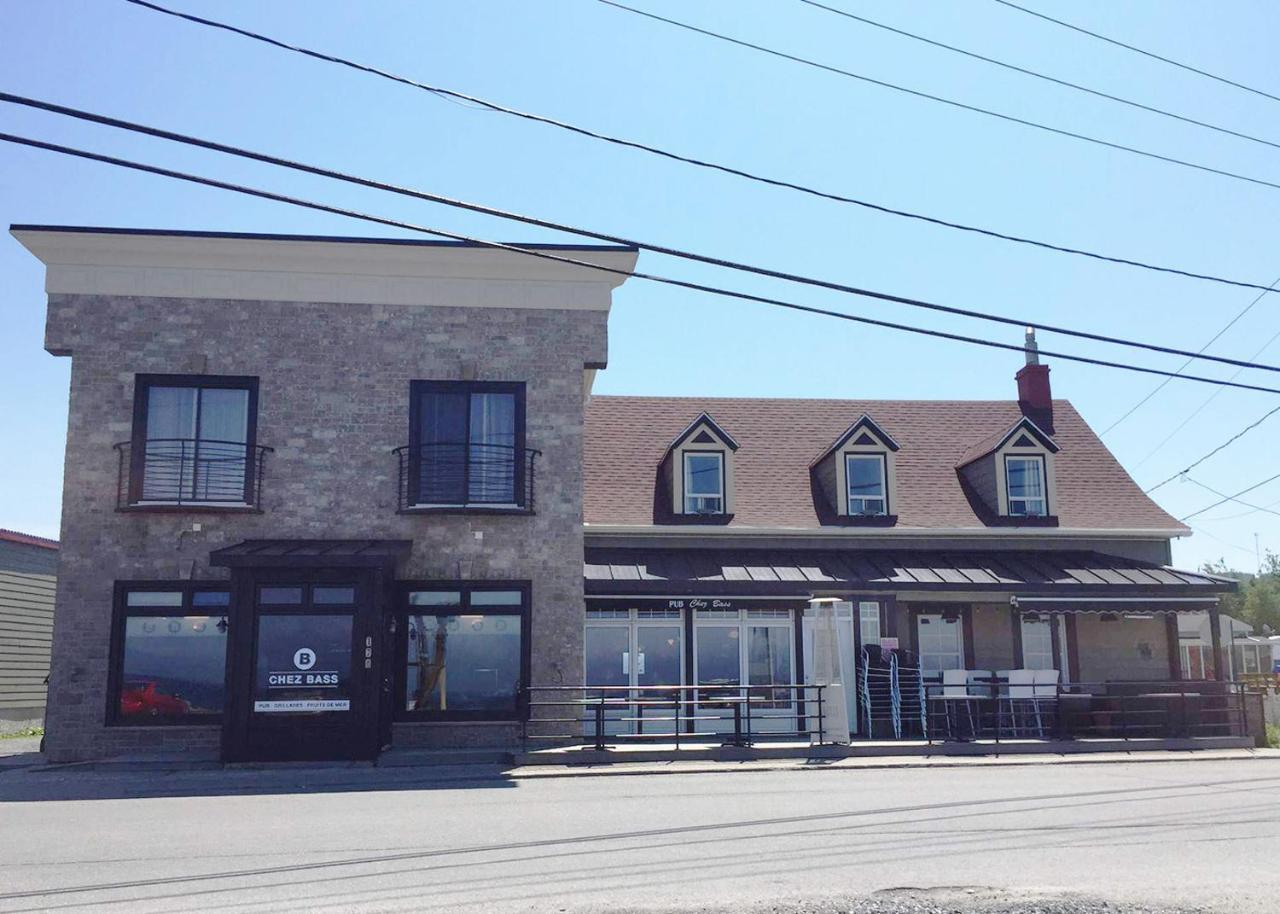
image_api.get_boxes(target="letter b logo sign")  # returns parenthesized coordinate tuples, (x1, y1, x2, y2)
(293, 648, 316, 671)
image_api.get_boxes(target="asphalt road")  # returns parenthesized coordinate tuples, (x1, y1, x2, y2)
(0, 757, 1277, 913)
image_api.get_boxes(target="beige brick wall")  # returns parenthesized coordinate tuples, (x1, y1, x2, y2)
(43, 293, 606, 761)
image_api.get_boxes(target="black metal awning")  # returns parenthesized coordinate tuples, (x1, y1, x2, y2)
(210, 539, 412, 569)
(584, 547, 1232, 602)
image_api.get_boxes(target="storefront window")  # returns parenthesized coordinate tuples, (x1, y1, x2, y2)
(113, 586, 229, 724)
(253, 614, 354, 714)
(399, 585, 527, 719)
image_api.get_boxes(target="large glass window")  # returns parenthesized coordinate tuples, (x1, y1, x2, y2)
(113, 586, 230, 724)
(683, 452, 724, 515)
(916, 613, 964, 674)
(411, 382, 524, 506)
(845, 454, 887, 516)
(858, 601, 882, 647)
(400, 585, 527, 719)
(1020, 615, 1055, 670)
(1006, 455, 1047, 517)
(132, 376, 256, 504)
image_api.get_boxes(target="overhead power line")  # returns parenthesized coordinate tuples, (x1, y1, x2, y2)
(10, 92, 1280, 378)
(799, 0, 1280, 152)
(1180, 470, 1280, 522)
(7, 129, 1280, 397)
(1183, 477, 1280, 519)
(119, 0, 1280, 295)
(597, 0, 1280, 193)
(1145, 403, 1280, 495)
(993, 0, 1280, 106)
(1101, 275, 1280, 435)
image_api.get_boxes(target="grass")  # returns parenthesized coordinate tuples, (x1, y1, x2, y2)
(0, 727, 42, 740)
(1268, 724, 1280, 749)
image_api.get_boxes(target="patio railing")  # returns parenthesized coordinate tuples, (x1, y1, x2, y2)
(521, 684, 830, 750)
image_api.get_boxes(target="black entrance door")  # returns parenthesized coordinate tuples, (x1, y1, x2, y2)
(224, 572, 381, 762)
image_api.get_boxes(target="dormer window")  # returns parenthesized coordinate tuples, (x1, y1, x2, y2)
(1006, 455, 1047, 516)
(845, 453, 887, 516)
(662, 412, 738, 520)
(683, 452, 725, 514)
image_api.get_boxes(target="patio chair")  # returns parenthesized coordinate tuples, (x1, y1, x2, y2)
(1031, 668, 1061, 737)
(1004, 669, 1038, 736)
(968, 669, 995, 736)
(938, 668, 977, 739)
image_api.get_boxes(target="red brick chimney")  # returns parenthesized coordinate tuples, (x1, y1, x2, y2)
(1016, 327, 1054, 433)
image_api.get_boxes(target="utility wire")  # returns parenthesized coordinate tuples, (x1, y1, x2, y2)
(1145, 403, 1280, 495)
(1101, 275, 1280, 435)
(1195, 494, 1280, 523)
(118, 0, 1280, 295)
(10, 92, 1280, 377)
(597, 0, 1280, 193)
(1183, 478, 1280, 519)
(7, 129, 1280, 398)
(1180, 471, 1280, 522)
(799, 0, 1280, 152)
(993, 0, 1280, 106)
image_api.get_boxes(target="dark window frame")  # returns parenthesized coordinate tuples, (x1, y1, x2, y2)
(393, 580, 531, 722)
(107, 580, 234, 727)
(128, 373, 261, 507)
(407, 380, 528, 509)
(681, 449, 726, 516)
(1003, 453, 1049, 517)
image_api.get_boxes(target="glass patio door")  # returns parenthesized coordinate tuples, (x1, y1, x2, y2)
(584, 615, 683, 737)
(694, 610, 795, 735)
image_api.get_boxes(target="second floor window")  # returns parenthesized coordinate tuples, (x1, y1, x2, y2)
(1006, 455, 1047, 516)
(410, 381, 525, 506)
(131, 375, 257, 504)
(845, 454, 887, 516)
(683, 451, 724, 514)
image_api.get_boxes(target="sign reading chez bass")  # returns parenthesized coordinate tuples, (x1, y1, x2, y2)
(253, 646, 351, 713)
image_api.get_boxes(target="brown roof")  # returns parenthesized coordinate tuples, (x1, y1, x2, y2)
(583, 397, 1185, 532)
(0, 528, 59, 550)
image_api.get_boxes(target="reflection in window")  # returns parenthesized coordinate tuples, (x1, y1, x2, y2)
(1006, 456, 1047, 516)
(119, 613, 227, 720)
(747, 625, 792, 706)
(138, 381, 252, 503)
(405, 614, 522, 714)
(683, 452, 724, 515)
(845, 454, 887, 516)
(414, 383, 521, 506)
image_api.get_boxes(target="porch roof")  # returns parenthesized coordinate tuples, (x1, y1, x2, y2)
(584, 547, 1231, 601)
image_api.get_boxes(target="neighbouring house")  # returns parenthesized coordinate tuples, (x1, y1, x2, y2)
(13, 224, 1240, 763)
(0, 529, 58, 727)
(1175, 612, 1276, 679)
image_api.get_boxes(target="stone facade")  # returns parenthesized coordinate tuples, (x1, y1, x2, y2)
(42, 289, 609, 762)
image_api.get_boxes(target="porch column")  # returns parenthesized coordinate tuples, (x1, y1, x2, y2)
(1208, 603, 1225, 681)
(1165, 614, 1182, 680)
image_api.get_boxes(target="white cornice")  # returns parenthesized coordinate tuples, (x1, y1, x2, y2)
(11, 227, 639, 309)
(582, 523, 1189, 539)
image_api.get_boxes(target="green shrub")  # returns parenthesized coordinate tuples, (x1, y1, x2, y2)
(0, 726, 42, 740)
(1268, 724, 1280, 749)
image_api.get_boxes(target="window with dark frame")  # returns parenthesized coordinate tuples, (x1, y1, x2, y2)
(845, 453, 888, 516)
(128, 374, 259, 506)
(409, 381, 526, 507)
(397, 584, 529, 720)
(1005, 454, 1048, 517)
(109, 584, 231, 725)
(682, 451, 724, 514)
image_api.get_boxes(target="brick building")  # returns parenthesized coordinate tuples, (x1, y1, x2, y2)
(14, 225, 1237, 762)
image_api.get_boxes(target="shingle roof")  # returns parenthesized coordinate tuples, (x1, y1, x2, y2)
(0, 529, 59, 550)
(583, 397, 1185, 532)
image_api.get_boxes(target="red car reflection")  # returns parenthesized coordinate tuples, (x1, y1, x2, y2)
(120, 681, 191, 717)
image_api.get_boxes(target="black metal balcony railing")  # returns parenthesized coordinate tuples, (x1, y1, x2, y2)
(394, 442, 538, 513)
(114, 438, 272, 510)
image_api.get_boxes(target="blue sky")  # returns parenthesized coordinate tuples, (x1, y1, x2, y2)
(2, 0, 1278, 571)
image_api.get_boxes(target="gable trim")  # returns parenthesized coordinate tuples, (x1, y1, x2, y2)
(666, 412, 740, 453)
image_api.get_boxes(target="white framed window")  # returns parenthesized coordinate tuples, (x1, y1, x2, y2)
(1020, 615, 1055, 670)
(683, 451, 725, 515)
(917, 613, 964, 673)
(858, 601, 881, 646)
(1005, 455, 1047, 516)
(845, 454, 887, 516)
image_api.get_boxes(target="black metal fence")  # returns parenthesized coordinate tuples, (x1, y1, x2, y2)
(922, 678, 1249, 743)
(521, 684, 829, 750)
(394, 442, 538, 512)
(115, 438, 272, 509)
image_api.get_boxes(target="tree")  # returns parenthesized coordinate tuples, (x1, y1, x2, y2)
(1202, 554, 1280, 635)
